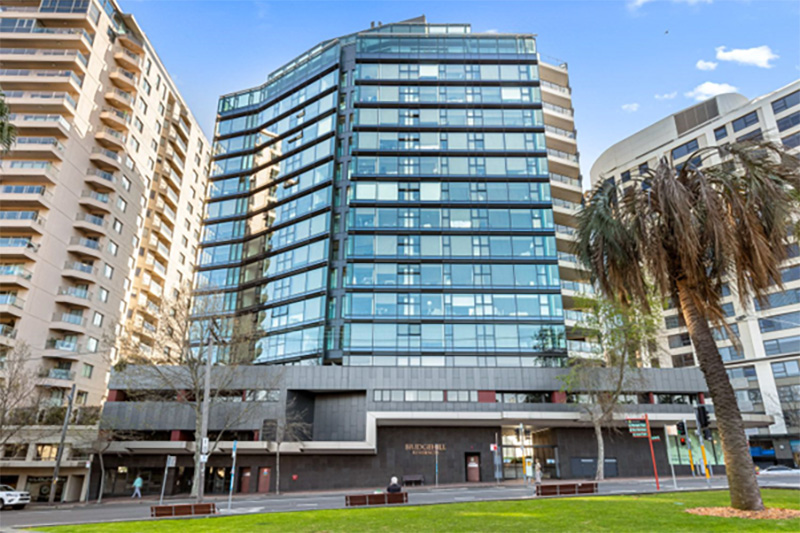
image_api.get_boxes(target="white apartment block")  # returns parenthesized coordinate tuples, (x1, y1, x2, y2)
(0, 0, 209, 500)
(591, 80, 800, 467)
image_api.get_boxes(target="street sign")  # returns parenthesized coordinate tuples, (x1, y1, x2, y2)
(200, 453, 208, 463)
(490, 443, 497, 451)
(524, 457, 533, 477)
(232, 440, 238, 458)
(627, 418, 649, 438)
(201, 437, 209, 454)
(166, 455, 176, 468)
(665, 424, 678, 436)
(651, 435, 661, 441)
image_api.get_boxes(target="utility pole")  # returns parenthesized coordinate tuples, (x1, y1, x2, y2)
(49, 384, 76, 505)
(197, 332, 213, 503)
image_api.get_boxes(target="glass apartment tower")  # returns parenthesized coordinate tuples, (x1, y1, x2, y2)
(199, 17, 588, 367)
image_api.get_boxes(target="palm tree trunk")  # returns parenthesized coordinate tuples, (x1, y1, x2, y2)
(593, 421, 605, 481)
(676, 282, 764, 511)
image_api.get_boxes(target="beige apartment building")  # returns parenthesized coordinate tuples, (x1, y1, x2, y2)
(0, 0, 208, 500)
(590, 81, 800, 467)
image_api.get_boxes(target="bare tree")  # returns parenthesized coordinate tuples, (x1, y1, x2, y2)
(0, 341, 46, 448)
(111, 284, 276, 500)
(261, 396, 312, 495)
(560, 295, 661, 480)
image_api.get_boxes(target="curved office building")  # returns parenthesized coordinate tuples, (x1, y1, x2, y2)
(198, 16, 587, 368)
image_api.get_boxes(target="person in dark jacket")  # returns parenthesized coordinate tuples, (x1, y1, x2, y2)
(386, 476, 402, 493)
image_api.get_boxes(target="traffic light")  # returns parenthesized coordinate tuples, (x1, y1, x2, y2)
(676, 422, 686, 436)
(696, 405, 710, 429)
(679, 437, 687, 447)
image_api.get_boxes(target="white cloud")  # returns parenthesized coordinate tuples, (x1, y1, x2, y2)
(695, 59, 718, 71)
(684, 81, 738, 101)
(655, 92, 677, 100)
(715, 45, 778, 68)
(621, 103, 640, 112)
(629, 0, 712, 9)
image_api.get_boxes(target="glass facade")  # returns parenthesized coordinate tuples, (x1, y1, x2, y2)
(198, 21, 572, 367)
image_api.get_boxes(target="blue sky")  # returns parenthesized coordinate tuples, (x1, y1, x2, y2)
(121, 0, 800, 179)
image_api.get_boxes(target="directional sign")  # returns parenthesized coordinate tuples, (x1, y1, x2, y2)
(166, 455, 176, 468)
(627, 419, 649, 438)
(200, 453, 208, 463)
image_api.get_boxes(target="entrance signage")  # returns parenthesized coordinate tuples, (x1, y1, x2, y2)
(405, 443, 446, 455)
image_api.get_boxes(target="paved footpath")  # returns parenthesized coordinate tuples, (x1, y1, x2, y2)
(1, 474, 797, 531)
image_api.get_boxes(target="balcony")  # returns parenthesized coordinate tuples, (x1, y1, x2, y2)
(74, 212, 107, 235)
(95, 126, 126, 150)
(547, 148, 580, 177)
(0, 324, 17, 347)
(8, 113, 70, 136)
(163, 167, 182, 188)
(85, 168, 116, 191)
(79, 190, 111, 213)
(6, 136, 65, 160)
(0, 237, 39, 260)
(104, 87, 133, 110)
(3, 90, 77, 115)
(146, 256, 168, 280)
(99, 106, 130, 131)
(39, 368, 76, 382)
(55, 286, 92, 308)
(154, 200, 177, 222)
(149, 236, 171, 261)
(114, 47, 142, 72)
(43, 338, 81, 360)
(108, 67, 138, 91)
(151, 217, 174, 241)
(0, 69, 83, 92)
(0, 294, 25, 318)
(168, 131, 188, 158)
(89, 147, 122, 171)
(165, 146, 185, 174)
(62, 260, 96, 282)
(0, 26, 94, 53)
(50, 312, 86, 333)
(0, 48, 89, 74)
(0, 185, 51, 208)
(0, 210, 46, 233)
(0, 160, 58, 183)
(67, 236, 102, 259)
(561, 279, 595, 296)
(159, 182, 180, 207)
(555, 224, 578, 242)
(118, 32, 144, 54)
(0, 264, 33, 289)
(567, 340, 602, 358)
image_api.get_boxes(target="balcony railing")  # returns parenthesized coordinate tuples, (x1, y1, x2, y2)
(552, 197, 581, 211)
(0, 25, 94, 44)
(3, 160, 58, 172)
(45, 338, 79, 352)
(543, 101, 574, 117)
(58, 286, 91, 300)
(547, 148, 579, 163)
(557, 251, 580, 264)
(90, 147, 121, 163)
(8, 113, 71, 131)
(562, 280, 595, 294)
(540, 79, 571, 94)
(544, 124, 576, 139)
(100, 106, 130, 123)
(86, 169, 116, 183)
(63, 261, 94, 275)
(0, 294, 25, 309)
(69, 236, 101, 250)
(75, 213, 106, 227)
(40, 368, 75, 381)
(0, 237, 38, 251)
(0, 264, 33, 279)
(3, 89, 78, 107)
(549, 172, 582, 188)
(0, 211, 45, 224)
(52, 312, 85, 326)
(117, 47, 141, 65)
(1, 185, 47, 196)
(0, 69, 84, 87)
(110, 66, 138, 83)
(80, 190, 110, 204)
(567, 340, 601, 355)
(98, 126, 126, 142)
(0, 324, 17, 339)
(555, 224, 577, 236)
(12, 136, 65, 152)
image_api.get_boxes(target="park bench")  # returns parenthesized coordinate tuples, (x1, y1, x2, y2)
(345, 492, 409, 507)
(150, 502, 217, 517)
(535, 482, 598, 497)
(402, 474, 425, 486)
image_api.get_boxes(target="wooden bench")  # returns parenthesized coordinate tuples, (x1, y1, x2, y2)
(535, 482, 598, 497)
(345, 492, 409, 507)
(402, 474, 424, 486)
(150, 502, 217, 517)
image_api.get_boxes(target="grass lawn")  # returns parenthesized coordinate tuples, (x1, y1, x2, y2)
(41, 489, 799, 533)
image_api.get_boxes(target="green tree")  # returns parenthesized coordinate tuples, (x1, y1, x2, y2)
(0, 90, 16, 152)
(576, 142, 799, 510)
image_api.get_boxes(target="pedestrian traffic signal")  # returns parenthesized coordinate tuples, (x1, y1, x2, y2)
(679, 437, 687, 447)
(696, 405, 710, 429)
(676, 422, 686, 436)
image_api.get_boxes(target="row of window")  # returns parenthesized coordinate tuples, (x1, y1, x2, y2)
(355, 131, 546, 153)
(346, 354, 567, 367)
(353, 156, 548, 177)
(373, 389, 479, 402)
(344, 322, 566, 352)
(212, 136, 334, 178)
(263, 296, 325, 331)
(759, 310, 800, 333)
(351, 181, 552, 204)
(772, 90, 800, 114)
(356, 107, 543, 128)
(255, 324, 324, 362)
(209, 160, 332, 202)
(348, 234, 557, 259)
(346, 262, 561, 289)
(349, 207, 554, 231)
(357, 63, 539, 82)
(356, 36, 537, 56)
(755, 288, 800, 311)
(344, 292, 564, 320)
(358, 84, 540, 104)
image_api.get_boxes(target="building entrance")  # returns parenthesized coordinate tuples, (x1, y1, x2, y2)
(466, 454, 481, 482)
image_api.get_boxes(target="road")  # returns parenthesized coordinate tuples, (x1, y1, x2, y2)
(1, 474, 797, 531)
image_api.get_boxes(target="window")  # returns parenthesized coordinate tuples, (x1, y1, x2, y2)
(771, 90, 800, 114)
(138, 98, 148, 115)
(736, 128, 763, 142)
(145, 58, 152, 75)
(130, 136, 140, 153)
(82, 363, 94, 378)
(638, 162, 648, 175)
(777, 111, 800, 132)
(764, 336, 800, 357)
(671, 139, 699, 160)
(783, 132, 800, 149)
(620, 170, 631, 183)
(772, 359, 800, 378)
(99, 287, 109, 303)
(131, 117, 142, 133)
(179, 253, 186, 265)
(86, 337, 98, 353)
(158, 102, 165, 116)
(181, 236, 188, 247)
(714, 126, 728, 140)
(122, 177, 131, 191)
(116, 197, 127, 212)
(142, 78, 151, 95)
(76, 391, 88, 405)
(731, 111, 758, 132)
(107, 240, 118, 256)
(187, 204, 193, 215)
(92, 311, 104, 327)
(113, 218, 123, 234)
(103, 263, 114, 279)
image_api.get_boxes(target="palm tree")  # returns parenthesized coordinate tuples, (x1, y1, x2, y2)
(0, 90, 16, 152)
(576, 142, 799, 511)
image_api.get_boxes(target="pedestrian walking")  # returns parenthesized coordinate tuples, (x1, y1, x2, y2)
(132, 475, 143, 499)
(534, 460, 543, 495)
